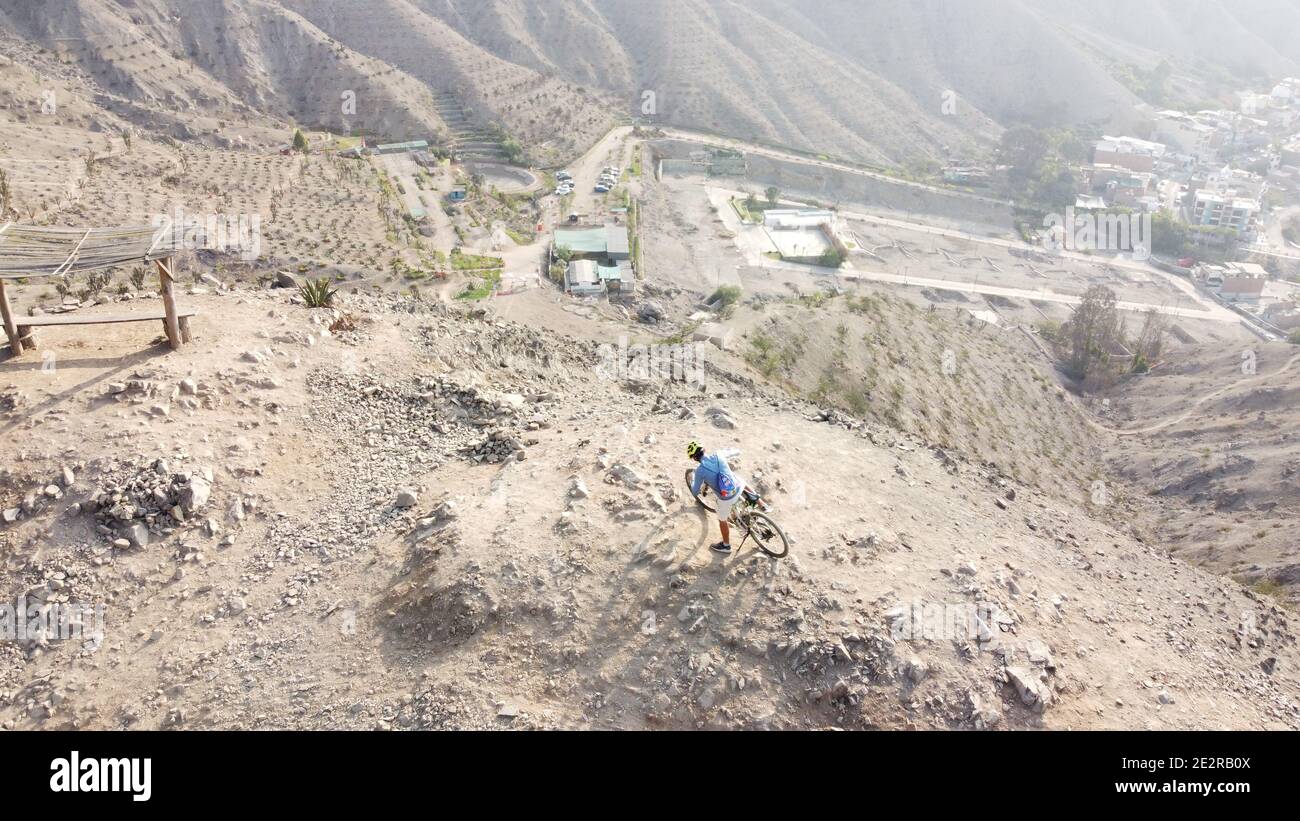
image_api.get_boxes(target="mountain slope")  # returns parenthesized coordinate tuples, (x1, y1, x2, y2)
(4, 0, 1299, 166)
(1, 290, 1297, 730)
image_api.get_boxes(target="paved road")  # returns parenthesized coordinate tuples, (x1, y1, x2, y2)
(563, 125, 634, 218)
(836, 267, 1237, 322)
(656, 126, 1007, 207)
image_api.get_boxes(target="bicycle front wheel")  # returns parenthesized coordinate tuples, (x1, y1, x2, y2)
(744, 511, 789, 558)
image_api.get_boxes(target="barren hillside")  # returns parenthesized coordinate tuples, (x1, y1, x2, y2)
(1, 289, 1296, 730)
(3, 0, 1300, 738)
(5, 0, 1297, 168)
(1098, 343, 1300, 603)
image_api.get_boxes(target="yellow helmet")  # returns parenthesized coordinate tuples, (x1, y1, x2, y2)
(686, 441, 703, 458)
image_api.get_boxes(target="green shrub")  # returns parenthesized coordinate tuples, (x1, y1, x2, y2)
(299, 277, 337, 308)
(709, 285, 742, 310)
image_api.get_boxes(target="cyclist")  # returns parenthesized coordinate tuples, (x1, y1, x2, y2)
(687, 440, 770, 554)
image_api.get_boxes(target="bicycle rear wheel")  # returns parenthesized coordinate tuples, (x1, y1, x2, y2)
(744, 511, 789, 558)
(685, 469, 715, 512)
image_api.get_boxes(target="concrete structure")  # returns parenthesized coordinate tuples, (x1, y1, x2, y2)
(1086, 164, 1156, 207)
(763, 208, 837, 230)
(1153, 111, 1221, 162)
(1191, 190, 1260, 236)
(1094, 135, 1167, 173)
(564, 259, 604, 296)
(1201, 261, 1268, 303)
(1204, 165, 1266, 199)
(692, 322, 734, 351)
(1221, 275, 1266, 303)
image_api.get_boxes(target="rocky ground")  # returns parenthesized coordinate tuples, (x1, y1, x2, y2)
(2, 283, 1297, 730)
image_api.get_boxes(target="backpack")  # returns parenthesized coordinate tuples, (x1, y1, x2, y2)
(714, 465, 739, 499)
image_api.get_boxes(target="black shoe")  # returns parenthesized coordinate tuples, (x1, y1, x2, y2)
(710, 541, 732, 554)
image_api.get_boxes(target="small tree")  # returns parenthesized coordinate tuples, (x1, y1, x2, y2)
(818, 248, 846, 268)
(709, 285, 742, 316)
(0, 168, 12, 218)
(501, 137, 524, 164)
(1062, 285, 1121, 384)
(765, 186, 780, 207)
(292, 129, 309, 153)
(1131, 308, 1168, 372)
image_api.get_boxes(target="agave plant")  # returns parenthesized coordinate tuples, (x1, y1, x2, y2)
(298, 277, 337, 308)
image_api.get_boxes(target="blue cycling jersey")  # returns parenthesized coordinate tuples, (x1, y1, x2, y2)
(692, 452, 740, 500)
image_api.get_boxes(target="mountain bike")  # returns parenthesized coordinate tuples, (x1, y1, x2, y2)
(685, 469, 789, 558)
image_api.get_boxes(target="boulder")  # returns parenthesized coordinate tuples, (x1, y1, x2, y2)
(120, 522, 150, 548)
(1006, 666, 1051, 713)
(637, 301, 665, 323)
(180, 476, 212, 514)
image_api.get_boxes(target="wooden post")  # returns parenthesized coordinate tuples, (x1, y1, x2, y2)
(0, 278, 22, 356)
(155, 257, 182, 350)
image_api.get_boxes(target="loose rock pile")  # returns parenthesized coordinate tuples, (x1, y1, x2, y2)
(462, 430, 526, 464)
(88, 458, 214, 548)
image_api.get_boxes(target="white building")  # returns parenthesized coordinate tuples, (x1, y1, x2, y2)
(762, 208, 837, 230)
(1191, 190, 1260, 236)
(1094, 135, 1166, 172)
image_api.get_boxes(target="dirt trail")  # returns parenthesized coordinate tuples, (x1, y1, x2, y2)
(1020, 324, 1300, 437)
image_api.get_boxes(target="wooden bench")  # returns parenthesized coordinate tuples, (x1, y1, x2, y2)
(14, 308, 197, 350)
(2, 257, 194, 356)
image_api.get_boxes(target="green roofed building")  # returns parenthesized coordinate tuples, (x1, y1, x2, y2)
(554, 226, 609, 255)
(556, 224, 636, 296)
(375, 140, 429, 154)
(554, 225, 631, 261)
